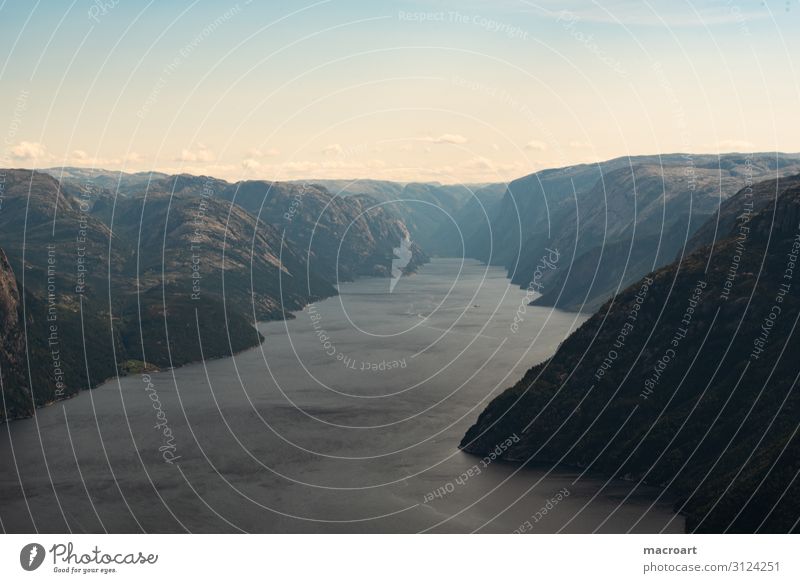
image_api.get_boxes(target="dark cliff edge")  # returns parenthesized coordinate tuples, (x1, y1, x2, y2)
(461, 174, 800, 533)
(0, 248, 30, 421)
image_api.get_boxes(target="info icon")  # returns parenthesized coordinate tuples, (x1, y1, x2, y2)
(20, 543, 46, 571)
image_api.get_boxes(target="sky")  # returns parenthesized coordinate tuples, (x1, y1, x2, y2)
(1, 0, 799, 184)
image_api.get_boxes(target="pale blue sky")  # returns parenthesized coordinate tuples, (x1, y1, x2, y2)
(1, 0, 798, 182)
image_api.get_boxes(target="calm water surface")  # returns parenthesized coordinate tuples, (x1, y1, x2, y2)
(0, 259, 683, 532)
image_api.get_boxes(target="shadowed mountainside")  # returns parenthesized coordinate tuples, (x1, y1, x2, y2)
(461, 173, 800, 533)
(469, 153, 800, 312)
(0, 169, 425, 421)
(300, 179, 507, 256)
(0, 248, 29, 420)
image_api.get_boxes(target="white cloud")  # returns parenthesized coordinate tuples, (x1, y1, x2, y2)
(145, 154, 525, 183)
(525, 140, 547, 151)
(457, 156, 523, 176)
(9, 141, 48, 160)
(421, 133, 468, 145)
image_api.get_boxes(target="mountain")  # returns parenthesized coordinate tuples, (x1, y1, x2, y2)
(299, 179, 506, 256)
(220, 178, 429, 281)
(0, 169, 122, 298)
(469, 154, 800, 311)
(461, 173, 800, 533)
(47, 170, 486, 260)
(0, 170, 123, 412)
(0, 169, 425, 420)
(42, 166, 170, 196)
(687, 173, 800, 252)
(0, 247, 29, 421)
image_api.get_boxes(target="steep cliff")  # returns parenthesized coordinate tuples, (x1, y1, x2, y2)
(0, 169, 428, 414)
(462, 174, 800, 533)
(0, 248, 29, 421)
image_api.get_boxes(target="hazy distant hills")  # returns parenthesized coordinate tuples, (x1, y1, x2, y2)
(44, 154, 800, 316)
(48, 169, 430, 282)
(0, 169, 424, 421)
(45, 170, 506, 259)
(296, 155, 800, 314)
(299, 179, 507, 256)
(43, 166, 170, 196)
(471, 153, 800, 311)
(462, 172, 800, 533)
(222, 178, 429, 282)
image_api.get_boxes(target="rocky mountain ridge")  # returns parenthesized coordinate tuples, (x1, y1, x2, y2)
(0, 169, 425, 421)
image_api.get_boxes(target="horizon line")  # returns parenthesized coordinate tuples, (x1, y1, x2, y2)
(4, 149, 800, 187)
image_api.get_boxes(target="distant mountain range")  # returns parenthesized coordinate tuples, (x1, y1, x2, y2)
(93, 152, 799, 315)
(296, 179, 507, 256)
(466, 153, 800, 311)
(45, 169, 510, 257)
(462, 172, 800, 533)
(0, 169, 425, 421)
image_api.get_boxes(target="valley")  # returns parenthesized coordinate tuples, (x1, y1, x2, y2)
(2, 155, 799, 533)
